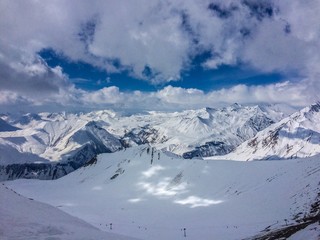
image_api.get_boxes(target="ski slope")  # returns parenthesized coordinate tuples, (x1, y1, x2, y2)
(6, 146, 320, 240)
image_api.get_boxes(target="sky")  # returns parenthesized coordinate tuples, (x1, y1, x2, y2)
(0, 0, 320, 113)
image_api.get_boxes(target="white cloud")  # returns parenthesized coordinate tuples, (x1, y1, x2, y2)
(76, 83, 314, 111)
(241, 20, 307, 73)
(0, 81, 313, 113)
(83, 87, 123, 104)
(157, 86, 204, 104)
(89, 0, 191, 83)
(0, 91, 30, 105)
(0, 0, 320, 112)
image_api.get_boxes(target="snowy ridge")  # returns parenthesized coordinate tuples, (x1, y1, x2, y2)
(208, 102, 320, 161)
(5, 146, 320, 240)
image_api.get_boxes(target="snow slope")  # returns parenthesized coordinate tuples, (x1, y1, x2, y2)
(6, 146, 320, 240)
(0, 184, 139, 240)
(208, 103, 320, 161)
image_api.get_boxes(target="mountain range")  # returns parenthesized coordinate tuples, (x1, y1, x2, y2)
(0, 103, 288, 180)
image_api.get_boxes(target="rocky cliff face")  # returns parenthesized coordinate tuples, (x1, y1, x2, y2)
(0, 144, 108, 181)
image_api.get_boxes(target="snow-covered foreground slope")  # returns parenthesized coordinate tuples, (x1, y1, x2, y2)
(0, 184, 139, 240)
(6, 146, 320, 240)
(208, 103, 320, 161)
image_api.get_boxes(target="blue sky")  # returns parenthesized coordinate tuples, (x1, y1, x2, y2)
(0, 0, 319, 113)
(40, 48, 284, 92)
(39, 48, 159, 92)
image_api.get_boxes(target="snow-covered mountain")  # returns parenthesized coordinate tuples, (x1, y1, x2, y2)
(5, 146, 320, 240)
(208, 102, 320, 161)
(0, 104, 282, 180)
(0, 111, 123, 180)
(108, 104, 280, 158)
(0, 104, 283, 164)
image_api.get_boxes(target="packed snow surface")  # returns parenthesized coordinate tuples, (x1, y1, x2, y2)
(6, 146, 320, 240)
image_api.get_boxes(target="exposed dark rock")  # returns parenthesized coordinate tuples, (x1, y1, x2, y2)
(183, 141, 234, 159)
(121, 126, 167, 146)
(0, 143, 118, 181)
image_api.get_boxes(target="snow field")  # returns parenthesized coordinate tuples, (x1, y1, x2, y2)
(6, 146, 320, 240)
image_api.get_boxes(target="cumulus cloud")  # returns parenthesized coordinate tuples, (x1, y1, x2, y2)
(80, 82, 312, 113)
(89, 0, 192, 83)
(0, 46, 77, 104)
(83, 86, 123, 104)
(2, 0, 320, 80)
(0, 0, 320, 112)
(0, 81, 313, 113)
